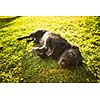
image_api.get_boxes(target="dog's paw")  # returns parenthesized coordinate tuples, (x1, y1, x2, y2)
(30, 47, 40, 55)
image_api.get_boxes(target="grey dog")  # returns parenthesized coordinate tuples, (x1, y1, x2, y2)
(17, 29, 82, 68)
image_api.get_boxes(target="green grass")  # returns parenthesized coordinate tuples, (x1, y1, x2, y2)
(0, 16, 100, 83)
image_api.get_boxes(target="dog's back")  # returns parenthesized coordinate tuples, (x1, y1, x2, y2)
(40, 31, 71, 59)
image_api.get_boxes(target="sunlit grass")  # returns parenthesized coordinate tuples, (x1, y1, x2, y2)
(0, 16, 100, 82)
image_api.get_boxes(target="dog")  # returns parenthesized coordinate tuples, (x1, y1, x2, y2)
(17, 29, 83, 68)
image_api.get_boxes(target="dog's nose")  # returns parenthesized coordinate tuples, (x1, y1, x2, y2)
(58, 58, 66, 68)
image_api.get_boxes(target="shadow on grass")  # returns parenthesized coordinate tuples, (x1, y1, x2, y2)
(19, 55, 98, 83)
(0, 16, 21, 29)
(70, 63, 98, 83)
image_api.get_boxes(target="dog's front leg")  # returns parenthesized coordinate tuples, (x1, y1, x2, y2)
(31, 46, 48, 59)
(31, 47, 40, 55)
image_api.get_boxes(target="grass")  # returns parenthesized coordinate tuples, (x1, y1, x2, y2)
(0, 16, 100, 83)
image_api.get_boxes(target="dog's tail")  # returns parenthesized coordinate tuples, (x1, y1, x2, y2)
(17, 36, 30, 41)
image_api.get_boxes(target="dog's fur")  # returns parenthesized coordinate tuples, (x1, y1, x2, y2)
(17, 29, 82, 68)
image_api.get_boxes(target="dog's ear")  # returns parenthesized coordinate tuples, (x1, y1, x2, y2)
(72, 45, 79, 49)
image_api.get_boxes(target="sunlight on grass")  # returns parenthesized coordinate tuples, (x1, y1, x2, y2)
(0, 16, 100, 82)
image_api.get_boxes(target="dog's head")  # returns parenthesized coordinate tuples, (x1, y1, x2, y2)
(58, 45, 83, 68)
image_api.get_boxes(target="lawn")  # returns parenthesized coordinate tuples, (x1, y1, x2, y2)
(0, 16, 100, 83)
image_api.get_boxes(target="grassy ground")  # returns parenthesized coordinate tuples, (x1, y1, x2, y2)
(0, 16, 100, 83)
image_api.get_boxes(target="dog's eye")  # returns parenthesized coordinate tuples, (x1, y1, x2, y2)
(61, 59, 65, 62)
(69, 52, 76, 57)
